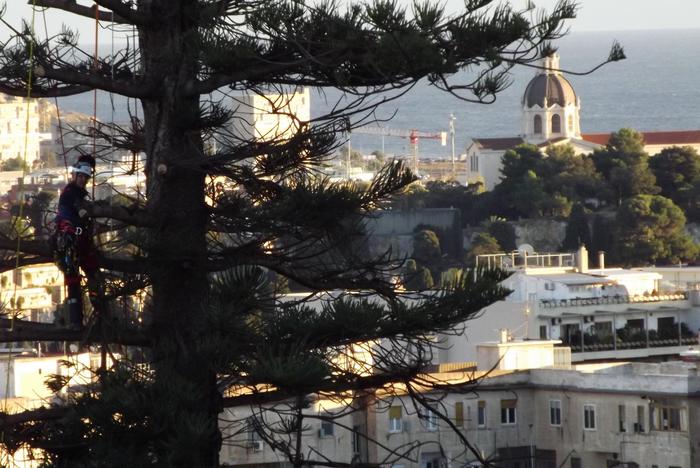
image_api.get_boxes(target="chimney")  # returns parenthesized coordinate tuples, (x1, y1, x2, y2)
(598, 251, 605, 270)
(499, 329, 510, 344)
(577, 245, 589, 273)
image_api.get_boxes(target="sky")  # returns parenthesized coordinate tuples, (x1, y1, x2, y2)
(1, 0, 699, 41)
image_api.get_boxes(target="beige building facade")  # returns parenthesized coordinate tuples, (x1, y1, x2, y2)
(221, 347, 699, 468)
(0, 94, 51, 168)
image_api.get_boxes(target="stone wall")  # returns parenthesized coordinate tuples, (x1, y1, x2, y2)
(513, 219, 567, 252)
(464, 219, 567, 253)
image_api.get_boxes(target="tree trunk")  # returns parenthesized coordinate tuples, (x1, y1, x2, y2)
(139, 2, 221, 465)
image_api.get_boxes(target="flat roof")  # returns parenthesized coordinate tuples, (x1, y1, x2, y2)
(527, 272, 615, 286)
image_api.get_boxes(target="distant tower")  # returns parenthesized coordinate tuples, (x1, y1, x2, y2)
(521, 54, 581, 144)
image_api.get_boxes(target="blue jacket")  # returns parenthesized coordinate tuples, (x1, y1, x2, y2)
(56, 181, 89, 229)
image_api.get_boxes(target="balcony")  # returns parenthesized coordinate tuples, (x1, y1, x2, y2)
(561, 322, 698, 353)
(540, 293, 687, 309)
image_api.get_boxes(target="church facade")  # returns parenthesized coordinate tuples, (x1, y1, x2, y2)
(466, 54, 700, 190)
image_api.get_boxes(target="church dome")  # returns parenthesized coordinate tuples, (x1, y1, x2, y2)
(522, 73, 577, 108)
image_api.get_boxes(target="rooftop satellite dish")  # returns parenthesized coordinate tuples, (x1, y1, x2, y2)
(517, 244, 535, 255)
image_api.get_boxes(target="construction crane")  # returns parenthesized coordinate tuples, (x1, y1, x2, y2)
(350, 126, 447, 175)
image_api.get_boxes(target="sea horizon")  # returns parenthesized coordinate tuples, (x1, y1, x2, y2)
(56, 28, 700, 158)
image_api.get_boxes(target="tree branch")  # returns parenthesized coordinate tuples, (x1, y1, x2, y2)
(0, 317, 150, 346)
(34, 63, 156, 99)
(222, 370, 414, 408)
(88, 202, 154, 228)
(0, 238, 147, 275)
(31, 0, 148, 26)
(0, 82, 91, 98)
(92, 0, 147, 25)
(0, 405, 68, 427)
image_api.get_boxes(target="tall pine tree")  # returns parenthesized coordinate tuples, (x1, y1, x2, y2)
(0, 1, 622, 465)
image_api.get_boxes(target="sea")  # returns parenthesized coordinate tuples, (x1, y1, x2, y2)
(57, 29, 700, 159)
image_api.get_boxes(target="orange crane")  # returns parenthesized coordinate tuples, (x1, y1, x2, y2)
(350, 126, 447, 174)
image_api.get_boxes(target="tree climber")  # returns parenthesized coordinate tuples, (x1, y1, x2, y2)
(52, 155, 100, 330)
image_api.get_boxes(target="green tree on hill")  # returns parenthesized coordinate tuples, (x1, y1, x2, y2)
(561, 202, 591, 251)
(403, 258, 434, 290)
(541, 144, 604, 203)
(592, 128, 659, 205)
(492, 145, 544, 217)
(590, 214, 617, 265)
(616, 195, 697, 266)
(466, 232, 502, 266)
(494, 144, 575, 218)
(649, 145, 700, 220)
(487, 219, 516, 252)
(413, 228, 443, 276)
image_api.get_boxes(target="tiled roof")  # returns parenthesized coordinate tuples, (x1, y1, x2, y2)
(581, 130, 700, 146)
(472, 137, 525, 150)
(536, 137, 568, 147)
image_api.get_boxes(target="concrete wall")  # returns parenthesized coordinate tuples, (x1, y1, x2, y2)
(366, 208, 462, 257)
(439, 300, 530, 363)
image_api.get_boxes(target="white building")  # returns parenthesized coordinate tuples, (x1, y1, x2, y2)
(437, 246, 700, 364)
(465, 54, 700, 190)
(230, 88, 311, 144)
(0, 263, 64, 324)
(0, 94, 51, 168)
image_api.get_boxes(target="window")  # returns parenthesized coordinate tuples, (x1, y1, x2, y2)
(593, 321, 613, 338)
(626, 318, 644, 333)
(422, 454, 444, 468)
(389, 406, 403, 432)
(477, 401, 486, 427)
(248, 418, 263, 451)
(455, 402, 464, 427)
(657, 316, 676, 334)
(567, 115, 574, 132)
(549, 400, 561, 426)
(534, 115, 542, 134)
(500, 399, 516, 425)
(551, 114, 561, 133)
(635, 405, 645, 432)
(319, 420, 334, 438)
(424, 407, 438, 431)
(539, 325, 548, 340)
(470, 154, 479, 172)
(583, 404, 596, 430)
(619, 404, 626, 432)
(650, 403, 683, 431)
(351, 425, 362, 455)
(570, 458, 581, 468)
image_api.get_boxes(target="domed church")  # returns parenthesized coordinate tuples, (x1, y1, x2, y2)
(466, 53, 700, 190)
(520, 54, 580, 143)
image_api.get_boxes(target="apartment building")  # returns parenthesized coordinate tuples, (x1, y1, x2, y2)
(230, 88, 310, 144)
(0, 94, 51, 167)
(0, 263, 64, 323)
(438, 246, 700, 363)
(221, 341, 699, 468)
